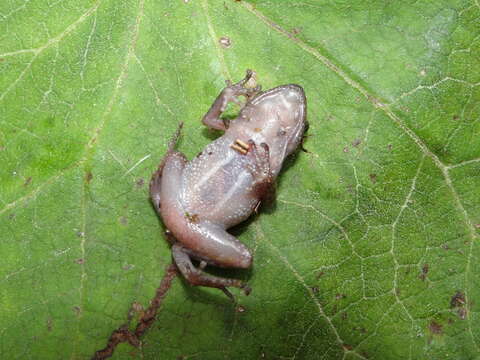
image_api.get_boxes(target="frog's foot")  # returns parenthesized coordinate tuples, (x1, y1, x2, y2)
(226, 69, 262, 100)
(149, 123, 184, 213)
(202, 70, 262, 131)
(245, 140, 276, 204)
(172, 243, 251, 296)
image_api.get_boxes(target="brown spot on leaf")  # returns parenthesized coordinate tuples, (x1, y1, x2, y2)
(311, 286, 319, 294)
(387, 144, 393, 151)
(73, 306, 81, 316)
(335, 293, 346, 300)
(291, 27, 302, 35)
(316, 271, 325, 279)
(24, 177, 32, 186)
(457, 308, 467, 320)
(428, 320, 443, 335)
(119, 216, 128, 225)
(236, 305, 246, 313)
(451, 291, 466, 308)
(85, 171, 93, 183)
(419, 263, 429, 281)
(342, 343, 353, 351)
(92, 265, 177, 359)
(75, 258, 85, 265)
(343, 146, 349, 153)
(135, 178, 144, 187)
(341, 312, 348, 320)
(352, 139, 361, 147)
(47, 318, 53, 331)
(452, 115, 459, 120)
(219, 36, 231, 48)
(451, 291, 467, 319)
(369, 173, 377, 183)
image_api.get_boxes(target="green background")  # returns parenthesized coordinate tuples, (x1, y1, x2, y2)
(1, 0, 479, 359)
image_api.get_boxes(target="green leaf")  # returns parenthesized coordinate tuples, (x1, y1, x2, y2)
(1, 0, 479, 359)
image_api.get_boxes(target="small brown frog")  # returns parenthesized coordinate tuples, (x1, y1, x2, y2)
(150, 70, 307, 296)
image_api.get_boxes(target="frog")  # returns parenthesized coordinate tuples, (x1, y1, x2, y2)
(150, 70, 307, 297)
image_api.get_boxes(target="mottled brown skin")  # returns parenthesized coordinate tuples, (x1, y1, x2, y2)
(150, 70, 307, 296)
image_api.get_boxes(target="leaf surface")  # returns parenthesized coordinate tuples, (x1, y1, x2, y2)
(1, 0, 479, 359)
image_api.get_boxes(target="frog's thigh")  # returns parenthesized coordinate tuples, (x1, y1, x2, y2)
(149, 125, 184, 213)
(188, 221, 252, 269)
(172, 243, 247, 291)
(157, 151, 187, 209)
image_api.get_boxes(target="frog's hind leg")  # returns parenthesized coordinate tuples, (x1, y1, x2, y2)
(149, 122, 184, 213)
(172, 243, 251, 296)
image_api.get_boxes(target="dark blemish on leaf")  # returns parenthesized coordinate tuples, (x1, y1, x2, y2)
(360, 351, 369, 358)
(135, 178, 144, 187)
(219, 36, 231, 48)
(8, 213, 16, 220)
(236, 305, 246, 313)
(196, 151, 203, 158)
(450, 291, 467, 319)
(428, 321, 443, 335)
(311, 286, 319, 294)
(395, 287, 401, 296)
(369, 174, 377, 184)
(335, 293, 346, 300)
(92, 264, 177, 359)
(75, 258, 85, 265)
(441, 244, 450, 250)
(452, 115, 459, 120)
(119, 216, 128, 226)
(122, 264, 133, 271)
(387, 144, 393, 151)
(291, 27, 302, 35)
(77, 231, 85, 238)
(341, 312, 348, 320)
(73, 306, 81, 316)
(457, 308, 467, 320)
(85, 171, 93, 183)
(451, 291, 466, 308)
(352, 139, 361, 147)
(24, 177, 32, 186)
(342, 343, 353, 351)
(316, 271, 325, 279)
(343, 146, 349, 153)
(47, 318, 53, 331)
(131, 302, 144, 314)
(419, 263, 429, 281)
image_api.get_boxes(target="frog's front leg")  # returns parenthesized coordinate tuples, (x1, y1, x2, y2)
(172, 243, 251, 296)
(202, 69, 261, 131)
(245, 140, 276, 205)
